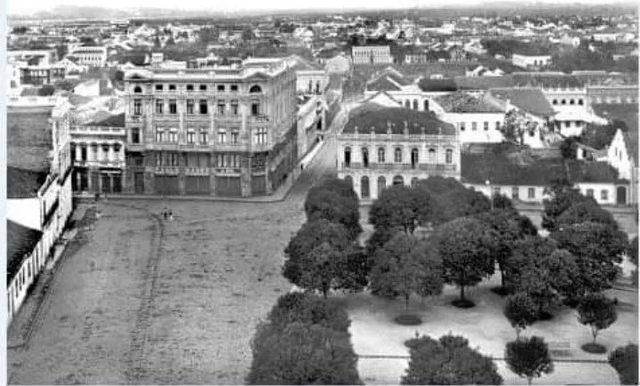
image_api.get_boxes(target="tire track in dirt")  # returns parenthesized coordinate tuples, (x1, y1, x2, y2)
(109, 202, 165, 384)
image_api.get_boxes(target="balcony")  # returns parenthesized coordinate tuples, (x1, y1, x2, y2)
(154, 166, 180, 175)
(342, 163, 457, 172)
(70, 126, 126, 136)
(185, 167, 209, 176)
(74, 160, 125, 168)
(249, 114, 270, 123)
(214, 167, 242, 175)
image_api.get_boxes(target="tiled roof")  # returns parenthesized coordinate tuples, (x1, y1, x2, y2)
(84, 113, 125, 127)
(565, 159, 619, 183)
(489, 88, 556, 117)
(7, 107, 53, 172)
(366, 76, 403, 91)
(453, 76, 515, 90)
(461, 151, 566, 185)
(434, 92, 504, 113)
(511, 72, 583, 89)
(7, 166, 48, 198)
(418, 78, 458, 92)
(7, 220, 43, 283)
(343, 104, 456, 136)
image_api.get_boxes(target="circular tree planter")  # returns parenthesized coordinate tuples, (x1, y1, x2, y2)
(582, 343, 607, 354)
(394, 314, 422, 326)
(451, 298, 476, 309)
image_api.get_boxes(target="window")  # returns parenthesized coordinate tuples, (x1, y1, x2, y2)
(377, 147, 385, 163)
(131, 128, 140, 144)
(552, 99, 558, 105)
(565, 121, 571, 128)
(586, 189, 594, 197)
(155, 84, 163, 91)
(155, 99, 164, 114)
(561, 99, 566, 105)
(578, 99, 584, 105)
(217, 84, 225, 92)
(186, 99, 194, 114)
(168, 129, 178, 143)
(134, 86, 142, 93)
(484, 122, 489, 131)
(231, 100, 239, 115)
(217, 100, 225, 115)
(169, 99, 177, 114)
(250, 85, 262, 93)
(361, 176, 370, 198)
(255, 128, 267, 144)
(156, 128, 164, 143)
(198, 99, 207, 115)
(445, 149, 453, 164)
(133, 99, 142, 115)
(569, 99, 575, 105)
(231, 129, 239, 144)
(512, 186, 519, 199)
(428, 148, 436, 163)
(216, 154, 226, 167)
(199, 84, 207, 91)
(362, 147, 369, 167)
(472, 122, 477, 131)
(218, 130, 226, 144)
(460, 122, 466, 131)
(496, 121, 501, 130)
(493, 187, 501, 196)
(528, 187, 535, 199)
(186, 84, 194, 91)
(187, 130, 195, 144)
(251, 101, 260, 116)
(344, 147, 351, 167)
(230, 84, 238, 92)
(394, 147, 402, 163)
(169, 84, 176, 91)
(170, 152, 179, 166)
(199, 129, 208, 144)
(601, 190, 608, 201)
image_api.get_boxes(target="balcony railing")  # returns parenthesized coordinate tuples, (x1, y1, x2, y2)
(185, 167, 209, 176)
(214, 167, 242, 175)
(342, 162, 457, 172)
(249, 114, 270, 122)
(74, 160, 125, 168)
(154, 166, 180, 175)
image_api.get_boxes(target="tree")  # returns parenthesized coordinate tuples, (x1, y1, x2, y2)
(38, 85, 55, 96)
(476, 209, 523, 289)
(369, 185, 434, 234)
(629, 237, 638, 267)
(609, 344, 639, 385)
(53, 79, 77, 92)
(504, 293, 539, 339)
(247, 322, 362, 385)
(418, 176, 491, 224)
(552, 221, 628, 296)
(560, 136, 578, 159)
(267, 292, 350, 333)
(304, 178, 362, 240)
(402, 334, 503, 385)
(54, 44, 68, 60)
(370, 234, 444, 308)
(283, 220, 350, 287)
(153, 36, 162, 49)
(555, 200, 618, 231)
(542, 185, 595, 231)
(436, 218, 497, 306)
(505, 336, 554, 385)
(577, 293, 618, 348)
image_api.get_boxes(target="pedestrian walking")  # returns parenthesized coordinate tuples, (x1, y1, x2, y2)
(169, 210, 174, 221)
(162, 208, 168, 220)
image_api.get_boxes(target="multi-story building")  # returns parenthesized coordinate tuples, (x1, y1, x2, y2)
(511, 52, 552, 69)
(7, 99, 74, 322)
(20, 65, 67, 86)
(8, 49, 58, 66)
(70, 46, 108, 67)
(337, 101, 460, 200)
(352, 45, 393, 65)
(123, 57, 298, 197)
(70, 113, 127, 194)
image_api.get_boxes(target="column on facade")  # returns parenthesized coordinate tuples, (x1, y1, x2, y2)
(75, 144, 82, 162)
(109, 143, 115, 163)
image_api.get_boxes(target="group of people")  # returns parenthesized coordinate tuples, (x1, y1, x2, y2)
(162, 208, 174, 221)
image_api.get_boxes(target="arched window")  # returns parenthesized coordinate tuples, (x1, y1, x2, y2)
(344, 147, 351, 167)
(249, 85, 262, 93)
(394, 147, 402, 163)
(561, 99, 566, 105)
(362, 147, 369, 168)
(428, 148, 436, 163)
(413, 99, 418, 110)
(308, 80, 312, 93)
(423, 100, 429, 111)
(344, 175, 353, 187)
(393, 175, 404, 186)
(315, 81, 320, 94)
(569, 99, 575, 105)
(378, 147, 385, 163)
(404, 100, 410, 109)
(552, 99, 558, 105)
(134, 86, 142, 93)
(377, 176, 386, 197)
(411, 148, 419, 169)
(361, 176, 370, 198)
(445, 149, 453, 164)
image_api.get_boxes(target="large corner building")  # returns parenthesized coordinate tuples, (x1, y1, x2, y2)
(123, 58, 298, 197)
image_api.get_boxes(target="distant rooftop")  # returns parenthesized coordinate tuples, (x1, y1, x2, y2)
(84, 113, 125, 128)
(7, 166, 49, 199)
(489, 88, 556, 117)
(511, 72, 583, 89)
(343, 103, 456, 136)
(7, 219, 43, 283)
(435, 92, 504, 113)
(7, 106, 53, 173)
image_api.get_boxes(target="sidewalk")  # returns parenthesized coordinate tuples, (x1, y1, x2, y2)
(75, 141, 328, 204)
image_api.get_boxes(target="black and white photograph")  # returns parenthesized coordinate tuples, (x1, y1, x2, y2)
(3, 0, 639, 383)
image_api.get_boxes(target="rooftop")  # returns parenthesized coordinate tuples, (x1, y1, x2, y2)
(7, 166, 49, 198)
(7, 220, 43, 284)
(461, 150, 566, 185)
(84, 113, 125, 128)
(434, 92, 504, 113)
(7, 106, 54, 173)
(489, 88, 556, 117)
(511, 72, 583, 89)
(565, 159, 620, 183)
(343, 103, 455, 136)
(453, 76, 515, 90)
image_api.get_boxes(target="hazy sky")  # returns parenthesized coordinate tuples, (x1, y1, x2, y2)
(7, 0, 631, 15)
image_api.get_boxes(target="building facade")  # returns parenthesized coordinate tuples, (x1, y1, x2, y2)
(337, 104, 461, 200)
(352, 46, 393, 65)
(122, 58, 298, 197)
(70, 46, 108, 67)
(512, 53, 552, 69)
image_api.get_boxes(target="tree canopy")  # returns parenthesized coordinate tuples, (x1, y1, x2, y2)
(577, 293, 618, 345)
(541, 185, 596, 231)
(402, 334, 503, 385)
(369, 184, 434, 234)
(504, 293, 539, 338)
(505, 336, 554, 385)
(609, 344, 639, 385)
(267, 292, 350, 333)
(304, 178, 362, 240)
